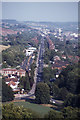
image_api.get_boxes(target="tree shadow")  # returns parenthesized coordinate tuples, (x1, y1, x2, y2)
(21, 97, 36, 103)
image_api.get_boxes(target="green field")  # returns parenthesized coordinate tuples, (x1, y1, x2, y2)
(14, 101, 53, 117)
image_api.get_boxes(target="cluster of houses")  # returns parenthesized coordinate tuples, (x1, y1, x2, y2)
(46, 36, 55, 50)
(52, 55, 69, 70)
(31, 36, 39, 44)
(0, 68, 26, 92)
(0, 27, 18, 36)
(68, 55, 79, 63)
(52, 61, 69, 70)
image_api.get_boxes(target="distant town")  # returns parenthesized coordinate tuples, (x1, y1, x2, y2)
(0, 19, 80, 119)
(0, 19, 79, 95)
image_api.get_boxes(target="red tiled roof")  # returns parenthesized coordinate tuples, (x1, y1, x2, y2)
(52, 61, 69, 69)
(5, 78, 18, 82)
(17, 69, 25, 72)
(0, 27, 18, 36)
(68, 56, 73, 58)
(8, 81, 16, 86)
(2, 68, 17, 71)
(31, 37, 38, 44)
(46, 36, 55, 50)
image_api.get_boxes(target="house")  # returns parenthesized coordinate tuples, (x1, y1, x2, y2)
(8, 81, 18, 90)
(0, 68, 17, 76)
(26, 47, 37, 56)
(54, 56, 61, 61)
(17, 69, 26, 77)
(5, 77, 19, 84)
(52, 61, 69, 70)
(5, 77, 20, 91)
(31, 37, 39, 44)
(46, 36, 55, 50)
(0, 68, 26, 77)
(62, 55, 66, 59)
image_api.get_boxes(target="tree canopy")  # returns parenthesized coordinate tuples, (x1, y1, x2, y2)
(2, 103, 32, 119)
(35, 82, 50, 104)
(19, 72, 30, 91)
(2, 80, 14, 102)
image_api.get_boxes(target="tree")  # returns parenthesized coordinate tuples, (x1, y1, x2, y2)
(35, 82, 50, 104)
(2, 45, 25, 67)
(44, 110, 63, 119)
(57, 64, 80, 94)
(25, 72, 30, 90)
(43, 67, 55, 84)
(44, 107, 80, 119)
(2, 80, 14, 102)
(64, 93, 80, 108)
(64, 93, 74, 107)
(29, 63, 35, 87)
(19, 72, 30, 91)
(2, 103, 32, 119)
(62, 106, 80, 119)
(58, 87, 69, 100)
(51, 83, 59, 98)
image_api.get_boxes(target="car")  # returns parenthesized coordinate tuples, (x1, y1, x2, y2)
(50, 98, 56, 103)
(52, 101, 55, 103)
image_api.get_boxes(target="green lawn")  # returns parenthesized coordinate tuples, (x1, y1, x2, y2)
(14, 101, 53, 117)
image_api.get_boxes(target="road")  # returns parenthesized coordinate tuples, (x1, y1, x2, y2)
(15, 45, 40, 99)
(21, 55, 33, 71)
(21, 57, 29, 70)
(28, 44, 40, 95)
(37, 37, 45, 82)
(15, 36, 45, 99)
(27, 37, 45, 94)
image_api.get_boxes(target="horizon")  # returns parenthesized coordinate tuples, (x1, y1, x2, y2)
(1, 19, 78, 23)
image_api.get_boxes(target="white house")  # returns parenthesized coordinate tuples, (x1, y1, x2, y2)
(26, 47, 36, 56)
(8, 81, 18, 90)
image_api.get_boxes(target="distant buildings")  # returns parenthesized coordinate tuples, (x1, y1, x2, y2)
(46, 36, 55, 50)
(0, 27, 18, 36)
(0, 68, 26, 91)
(68, 55, 79, 63)
(70, 33, 78, 38)
(58, 28, 62, 36)
(31, 37, 39, 44)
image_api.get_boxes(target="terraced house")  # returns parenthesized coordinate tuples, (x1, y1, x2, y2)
(0, 68, 26, 77)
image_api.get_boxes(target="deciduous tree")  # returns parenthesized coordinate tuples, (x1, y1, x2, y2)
(35, 82, 50, 104)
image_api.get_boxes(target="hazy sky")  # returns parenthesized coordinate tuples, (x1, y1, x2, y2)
(2, 2, 78, 22)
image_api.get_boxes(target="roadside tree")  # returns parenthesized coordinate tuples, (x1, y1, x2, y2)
(35, 82, 50, 104)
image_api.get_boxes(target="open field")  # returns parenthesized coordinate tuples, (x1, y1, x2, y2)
(0, 45, 10, 52)
(14, 101, 53, 117)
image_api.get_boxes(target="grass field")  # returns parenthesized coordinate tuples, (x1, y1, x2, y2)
(14, 101, 53, 117)
(0, 45, 10, 52)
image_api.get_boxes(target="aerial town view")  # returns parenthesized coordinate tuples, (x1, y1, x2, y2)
(0, 1, 80, 119)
